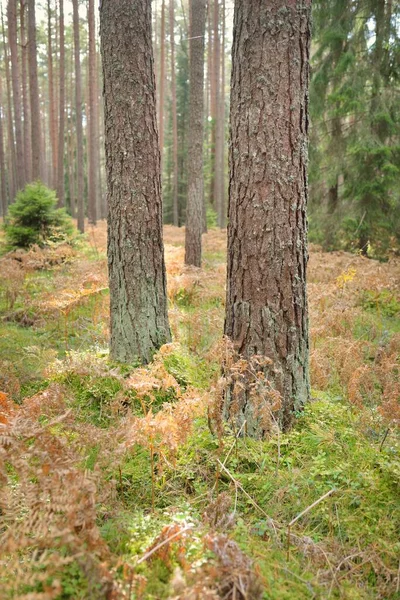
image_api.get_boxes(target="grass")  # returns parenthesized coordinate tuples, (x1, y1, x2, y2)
(0, 223, 399, 599)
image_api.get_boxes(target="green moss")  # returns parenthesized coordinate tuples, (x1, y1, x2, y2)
(58, 372, 123, 427)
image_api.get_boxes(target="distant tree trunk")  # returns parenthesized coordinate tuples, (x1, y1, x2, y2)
(87, 0, 97, 224)
(67, 46, 75, 216)
(212, 0, 222, 223)
(72, 0, 84, 232)
(158, 0, 166, 173)
(101, 0, 171, 364)
(56, 0, 65, 206)
(184, 0, 206, 267)
(98, 52, 106, 219)
(28, 0, 42, 180)
(169, 0, 179, 226)
(47, 0, 57, 188)
(2, 13, 17, 201)
(209, 0, 219, 210)
(8, 0, 25, 188)
(225, 0, 311, 434)
(0, 75, 8, 215)
(217, 0, 225, 227)
(20, 0, 31, 182)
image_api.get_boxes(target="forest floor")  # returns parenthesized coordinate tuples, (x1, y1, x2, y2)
(0, 222, 399, 600)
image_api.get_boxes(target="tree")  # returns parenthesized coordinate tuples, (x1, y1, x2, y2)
(88, 0, 98, 224)
(20, 0, 31, 183)
(2, 11, 17, 201)
(72, 0, 84, 232)
(8, 0, 25, 188)
(0, 74, 7, 215)
(158, 0, 166, 173)
(169, 0, 179, 226)
(309, 0, 400, 258)
(215, 0, 225, 228)
(56, 0, 65, 207)
(100, 0, 171, 364)
(184, 0, 206, 267)
(224, 0, 311, 434)
(47, 0, 57, 188)
(28, 0, 42, 180)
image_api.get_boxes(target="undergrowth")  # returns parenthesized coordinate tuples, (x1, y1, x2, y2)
(0, 223, 399, 599)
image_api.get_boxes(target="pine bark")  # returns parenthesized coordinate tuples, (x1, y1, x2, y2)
(19, 0, 31, 182)
(87, 0, 97, 224)
(8, 0, 25, 188)
(56, 0, 65, 206)
(100, 0, 171, 364)
(169, 0, 179, 226)
(72, 0, 84, 232)
(184, 0, 206, 267)
(225, 0, 311, 433)
(28, 0, 42, 180)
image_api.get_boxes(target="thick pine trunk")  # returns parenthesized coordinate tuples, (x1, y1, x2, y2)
(184, 0, 206, 267)
(72, 0, 84, 232)
(28, 0, 42, 180)
(225, 0, 311, 434)
(101, 0, 171, 364)
(8, 0, 25, 188)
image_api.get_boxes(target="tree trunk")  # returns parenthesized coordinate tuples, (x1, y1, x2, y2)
(56, 0, 65, 206)
(184, 0, 206, 267)
(169, 0, 179, 226)
(158, 0, 166, 174)
(208, 0, 219, 210)
(2, 13, 17, 201)
(215, 0, 225, 228)
(20, 0, 31, 182)
(8, 0, 25, 188)
(72, 0, 84, 232)
(28, 0, 42, 180)
(67, 44, 75, 217)
(87, 0, 97, 224)
(224, 0, 311, 434)
(0, 74, 8, 215)
(100, 0, 171, 364)
(47, 0, 57, 188)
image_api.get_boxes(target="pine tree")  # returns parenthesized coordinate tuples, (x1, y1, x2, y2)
(185, 0, 206, 267)
(225, 0, 311, 434)
(72, 0, 84, 232)
(8, 0, 25, 188)
(101, 0, 171, 363)
(28, 0, 42, 180)
(19, 0, 31, 182)
(56, 0, 65, 206)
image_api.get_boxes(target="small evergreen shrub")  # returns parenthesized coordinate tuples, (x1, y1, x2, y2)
(4, 181, 74, 249)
